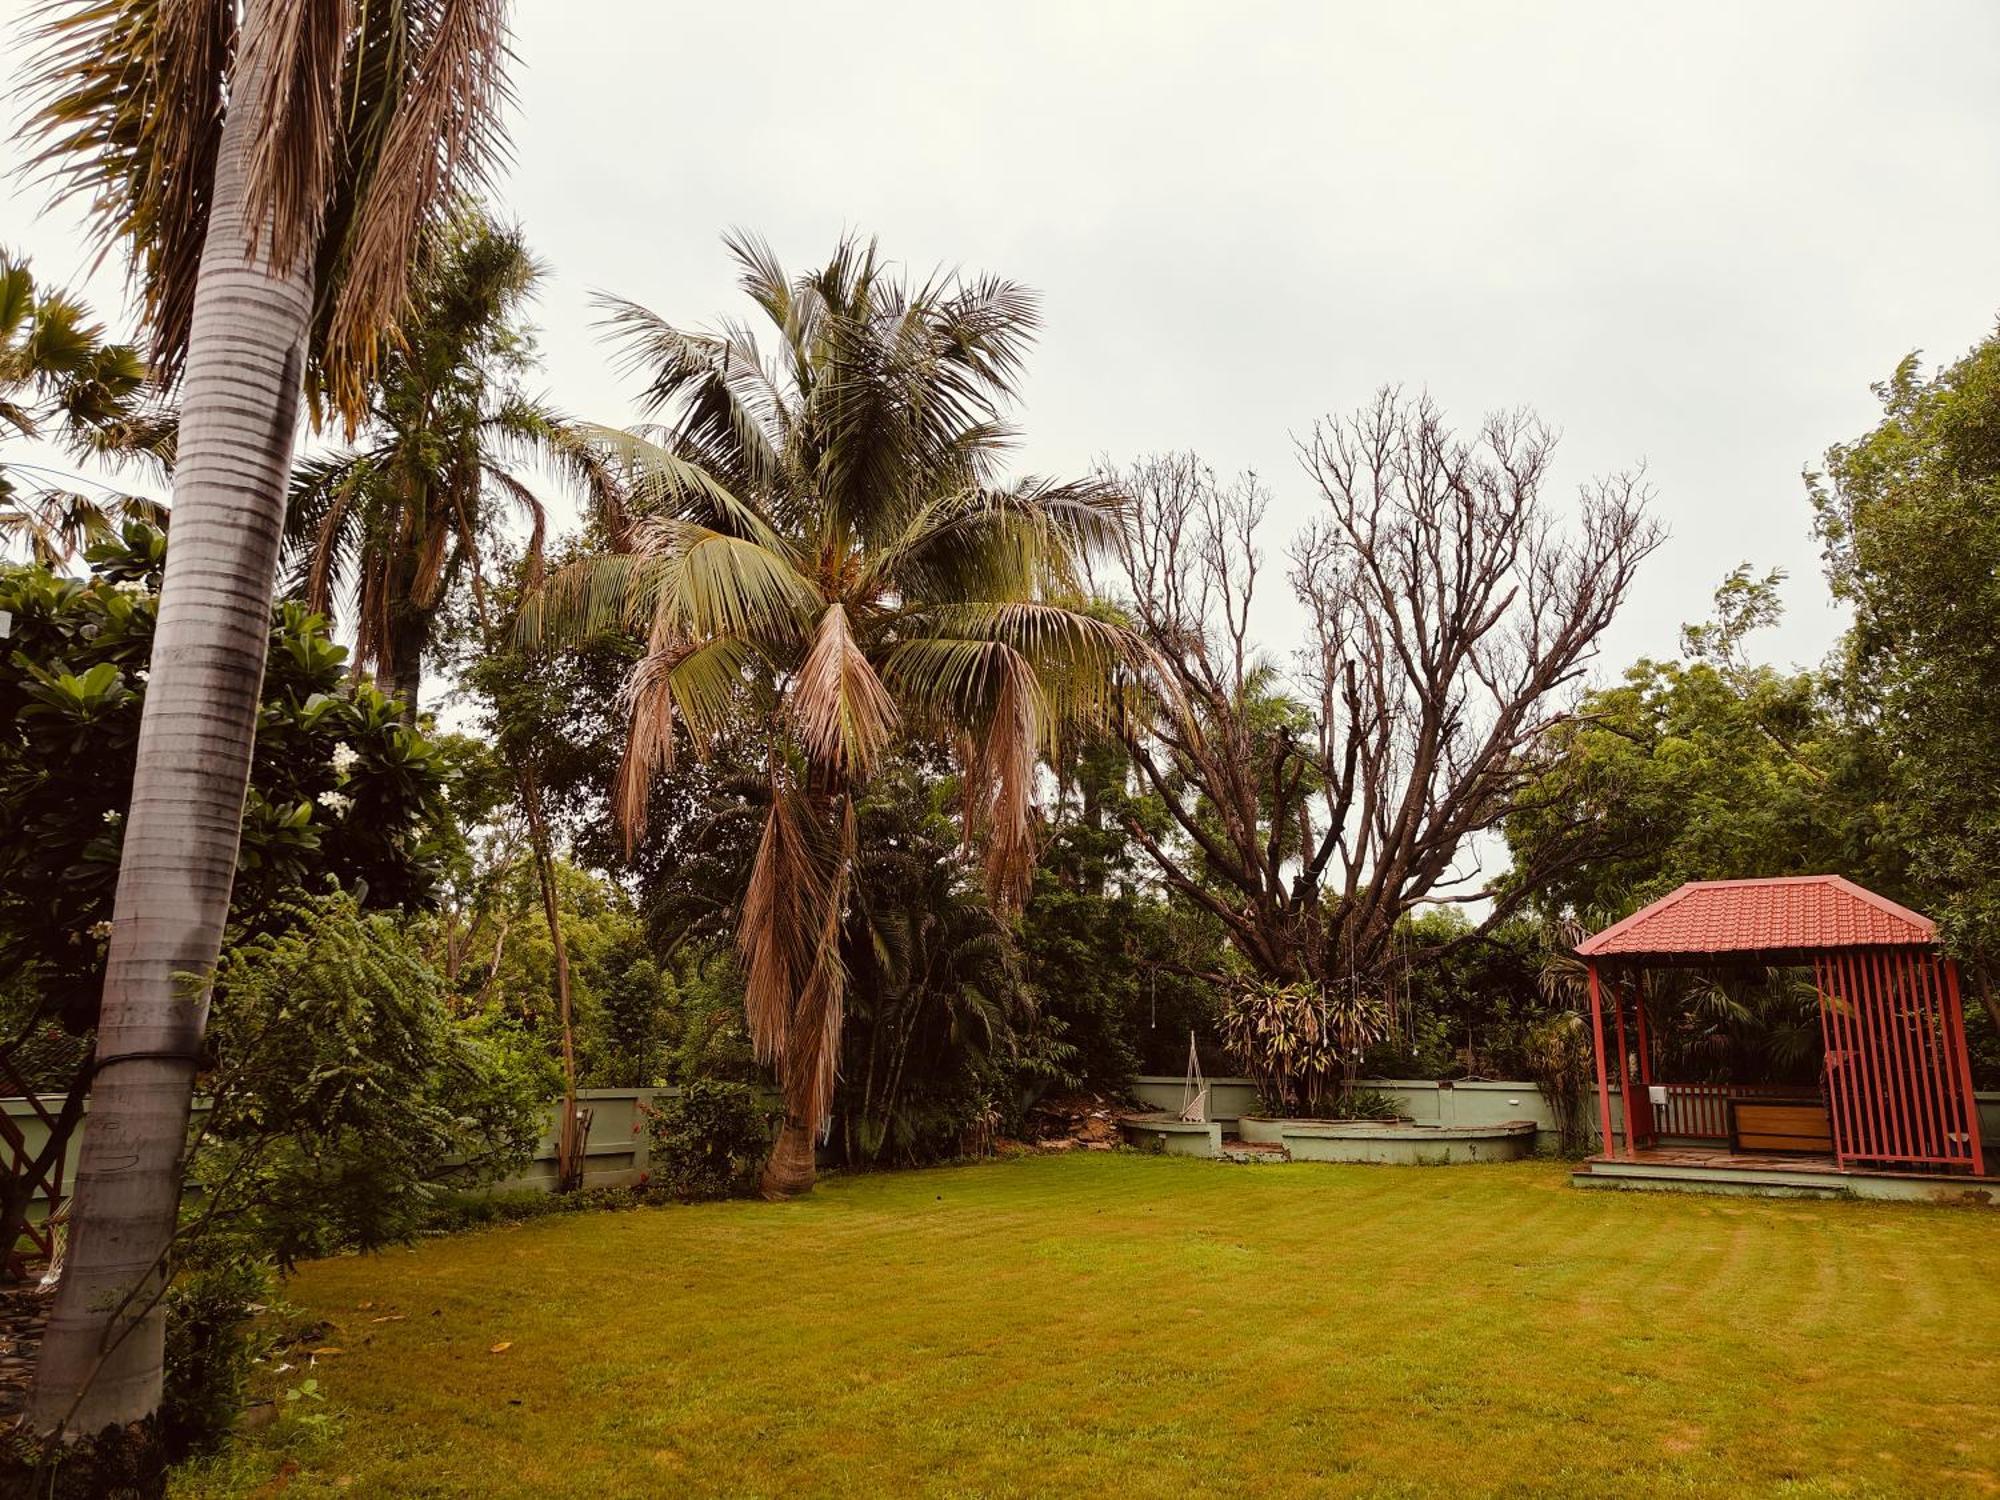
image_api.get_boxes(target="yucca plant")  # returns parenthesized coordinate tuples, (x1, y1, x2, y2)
(1220, 978, 1387, 1116)
(19, 0, 516, 1441)
(531, 233, 1143, 1195)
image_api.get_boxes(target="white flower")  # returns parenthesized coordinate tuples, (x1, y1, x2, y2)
(89, 920, 114, 939)
(135, 669, 149, 683)
(329, 742, 360, 776)
(113, 580, 147, 597)
(317, 790, 355, 816)
(102, 809, 121, 825)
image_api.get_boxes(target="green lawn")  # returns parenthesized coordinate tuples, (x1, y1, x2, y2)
(177, 1154, 1999, 1499)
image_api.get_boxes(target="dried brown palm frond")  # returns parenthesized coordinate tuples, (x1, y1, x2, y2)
(782, 796, 856, 1132)
(738, 780, 830, 1067)
(24, 0, 236, 387)
(792, 603, 897, 777)
(241, 0, 354, 276)
(25, 0, 515, 427)
(320, 0, 514, 420)
(959, 643, 1045, 912)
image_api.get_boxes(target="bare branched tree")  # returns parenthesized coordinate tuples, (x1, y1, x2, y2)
(1114, 389, 1662, 1000)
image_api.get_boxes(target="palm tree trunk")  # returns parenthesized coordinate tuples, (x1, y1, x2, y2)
(760, 1114, 817, 1198)
(374, 607, 427, 722)
(27, 8, 313, 1436)
(519, 765, 585, 1192)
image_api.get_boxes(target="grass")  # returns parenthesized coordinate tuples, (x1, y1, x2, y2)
(175, 1154, 1999, 1499)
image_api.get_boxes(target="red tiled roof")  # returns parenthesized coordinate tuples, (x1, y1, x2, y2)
(1575, 876, 1936, 960)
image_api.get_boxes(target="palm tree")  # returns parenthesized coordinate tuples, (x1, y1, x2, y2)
(284, 209, 621, 718)
(0, 248, 172, 564)
(285, 208, 621, 1192)
(534, 233, 1141, 1196)
(20, 0, 514, 1440)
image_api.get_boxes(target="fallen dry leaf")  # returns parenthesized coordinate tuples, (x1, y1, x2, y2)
(310, 1346, 344, 1357)
(489, 1341, 513, 1354)
(369, 1314, 405, 1324)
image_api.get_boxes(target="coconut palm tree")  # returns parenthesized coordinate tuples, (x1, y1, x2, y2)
(0, 248, 172, 563)
(533, 233, 1142, 1196)
(284, 209, 621, 717)
(20, 0, 515, 1440)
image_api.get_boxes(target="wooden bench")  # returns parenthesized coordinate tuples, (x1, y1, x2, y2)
(1729, 1099, 1833, 1155)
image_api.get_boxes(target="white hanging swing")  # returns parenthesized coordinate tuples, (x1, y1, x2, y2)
(1177, 1030, 1209, 1123)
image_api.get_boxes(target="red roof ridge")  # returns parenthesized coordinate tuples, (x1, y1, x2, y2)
(1576, 874, 1936, 959)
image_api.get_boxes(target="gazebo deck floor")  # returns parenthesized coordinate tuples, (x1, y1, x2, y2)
(1598, 1145, 1843, 1173)
(1575, 1145, 1997, 1203)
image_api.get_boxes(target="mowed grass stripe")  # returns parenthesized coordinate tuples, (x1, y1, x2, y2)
(174, 1154, 2000, 1499)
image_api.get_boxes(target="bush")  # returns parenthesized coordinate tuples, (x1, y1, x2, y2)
(646, 1081, 774, 1200)
(161, 1254, 279, 1461)
(1220, 980, 1388, 1117)
(1523, 1011, 1595, 1157)
(1323, 1087, 1405, 1122)
(421, 1184, 659, 1235)
(194, 890, 545, 1268)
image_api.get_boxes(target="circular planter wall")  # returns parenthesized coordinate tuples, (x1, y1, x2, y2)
(1268, 1117, 1536, 1164)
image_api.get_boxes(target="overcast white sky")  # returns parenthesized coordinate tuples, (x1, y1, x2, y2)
(6, 0, 2000, 677)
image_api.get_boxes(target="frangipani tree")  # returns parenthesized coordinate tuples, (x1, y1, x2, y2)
(19, 0, 516, 1446)
(533, 233, 1143, 1195)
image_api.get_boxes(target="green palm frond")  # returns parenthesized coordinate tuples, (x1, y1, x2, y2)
(595, 295, 784, 493)
(574, 423, 789, 555)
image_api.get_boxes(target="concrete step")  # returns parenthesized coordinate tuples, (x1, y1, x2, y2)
(1573, 1160, 1850, 1199)
(1218, 1141, 1292, 1165)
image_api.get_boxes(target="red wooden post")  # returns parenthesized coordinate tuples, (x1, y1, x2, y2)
(1855, 949, 1890, 1161)
(1913, 955, 1949, 1161)
(1942, 960, 1988, 1177)
(1875, 950, 1916, 1163)
(1610, 971, 1635, 1158)
(1812, 955, 1852, 1169)
(1633, 974, 1655, 1147)
(1586, 960, 1615, 1159)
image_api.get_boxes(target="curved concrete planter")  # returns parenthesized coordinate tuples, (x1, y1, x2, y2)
(1124, 1112, 1538, 1164)
(1119, 1113, 1224, 1157)
(1274, 1117, 1536, 1164)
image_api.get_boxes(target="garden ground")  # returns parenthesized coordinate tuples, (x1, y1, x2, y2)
(177, 1154, 1999, 1499)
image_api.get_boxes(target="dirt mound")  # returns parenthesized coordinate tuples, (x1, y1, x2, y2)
(1010, 1092, 1127, 1152)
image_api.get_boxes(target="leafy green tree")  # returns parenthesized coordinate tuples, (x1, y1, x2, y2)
(440, 855, 677, 1090)
(0, 521, 464, 1275)
(836, 762, 1029, 1166)
(1810, 333, 2000, 1033)
(1021, 733, 1230, 1083)
(1503, 569, 1888, 922)
(192, 892, 542, 1271)
(536, 233, 1139, 1195)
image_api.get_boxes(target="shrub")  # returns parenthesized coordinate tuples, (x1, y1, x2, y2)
(193, 890, 545, 1268)
(647, 1081, 774, 1200)
(1523, 1011, 1595, 1157)
(161, 1253, 279, 1461)
(1323, 1087, 1405, 1121)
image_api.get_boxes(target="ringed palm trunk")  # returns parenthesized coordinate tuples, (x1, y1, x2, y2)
(375, 604, 429, 722)
(761, 1113, 818, 1198)
(27, 11, 313, 1435)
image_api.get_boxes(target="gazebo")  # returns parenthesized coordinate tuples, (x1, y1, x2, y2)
(1573, 875, 1990, 1195)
